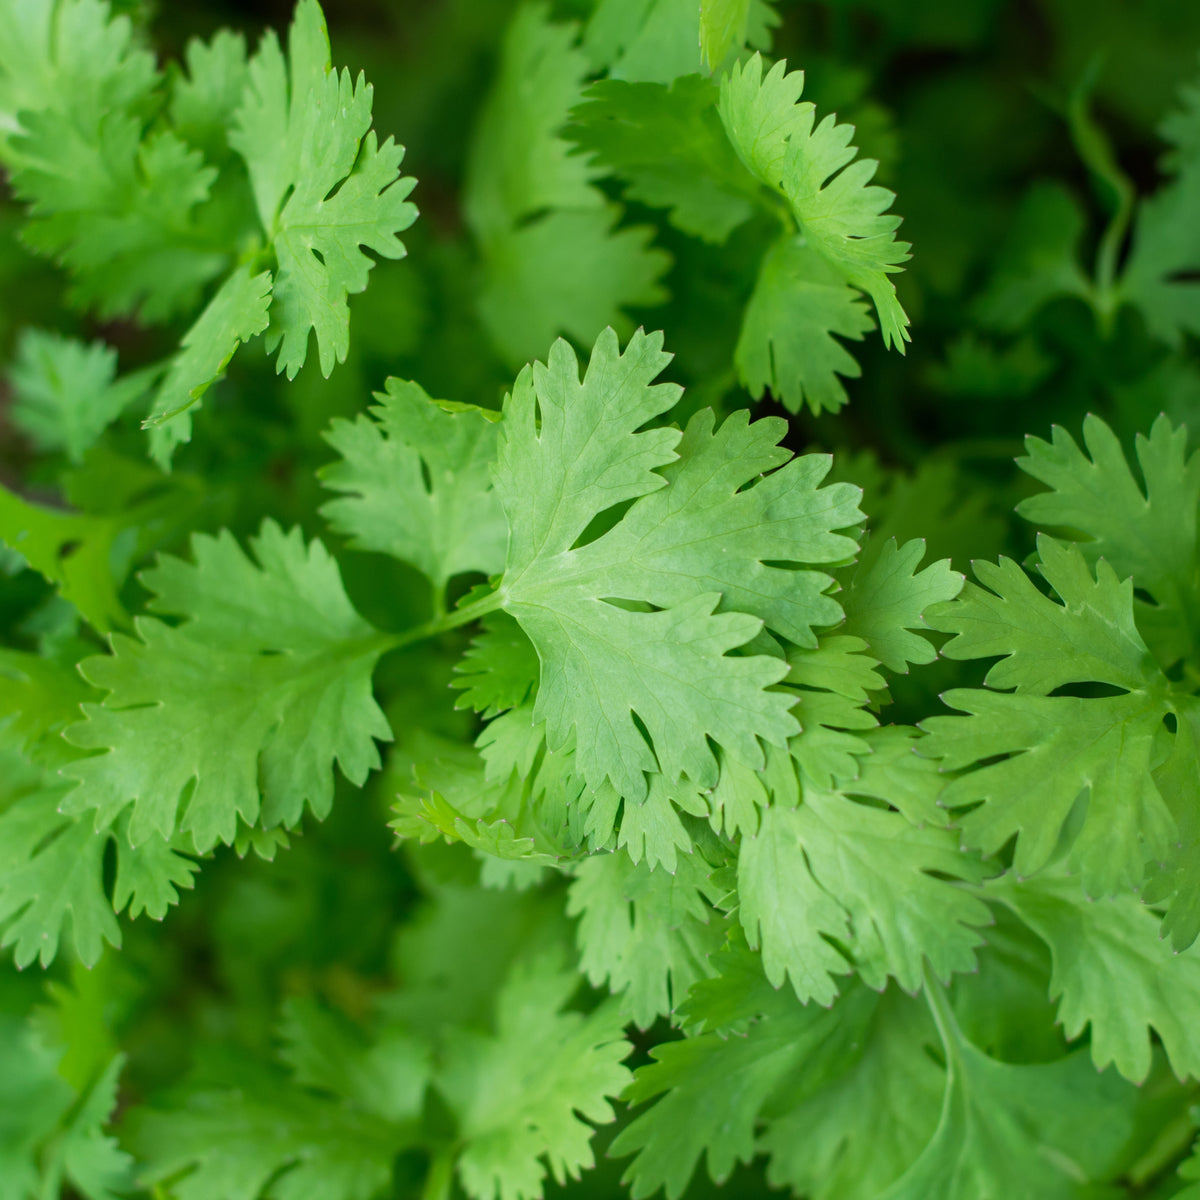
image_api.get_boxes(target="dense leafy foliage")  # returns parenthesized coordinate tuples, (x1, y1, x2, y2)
(2, 0, 1200, 1198)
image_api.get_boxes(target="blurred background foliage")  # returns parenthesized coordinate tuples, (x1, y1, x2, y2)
(3, 0, 1200, 1196)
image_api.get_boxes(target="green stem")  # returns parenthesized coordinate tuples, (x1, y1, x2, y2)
(422, 1147, 456, 1200)
(380, 588, 505, 655)
(1067, 59, 1135, 334)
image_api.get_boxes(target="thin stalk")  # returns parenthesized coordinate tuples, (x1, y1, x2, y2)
(379, 587, 505, 656)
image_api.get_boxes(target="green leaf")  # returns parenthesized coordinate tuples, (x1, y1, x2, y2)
(0, 1014, 132, 1200)
(437, 955, 632, 1200)
(0, 483, 127, 632)
(130, 1078, 402, 1200)
(0, 782, 119, 970)
(278, 996, 430, 1124)
(144, 263, 273, 465)
(62, 521, 392, 851)
(736, 803, 852, 1005)
(112, 821, 198, 922)
(1120, 157, 1200, 347)
(465, 6, 669, 366)
(230, 0, 418, 378)
(451, 613, 541, 719)
(1016, 414, 1200, 668)
(879, 986, 1144, 1199)
(14, 115, 225, 322)
(934, 534, 1157, 696)
(170, 28, 250, 160)
(320, 379, 507, 594)
(736, 236, 874, 415)
(476, 205, 670, 369)
(584, 0, 705, 84)
(491, 328, 862, 799)
(699, 0, 751, 70)
(839, 537, 964, 674)
(8, 328, 154, 463)
(760, 990, 944, 1200)
(568, 848, 723, 1028)
(0, 0, 226, 322)
(614, 982, 868, 1200)
(975, 182, 1092, 330)
(566, 75, 759, 243)
(990, 872, 1200, 1084)
(464, 3, 601, 239)
(719, 54, 911, 349)
(925, 536, 1180, 896)
(0, 0, 157, 160)
(924, 689, 1175, 898)
(785, 635, 881, 787)
(737, 790, 988, 1004)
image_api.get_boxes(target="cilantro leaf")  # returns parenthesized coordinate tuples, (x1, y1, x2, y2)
(1120, 148, 1200, 347)
(584, 0, 706, 84)
(8, 329, 154, 463)
(464, 4, 601, 239)
(0, 1016, 132, 1200)
(230, 0, 418, 378)
(491, 328, 862, 799)
(567, 848, 723, 1028)
(452, 613, 541, 719)
(1016, 413, 1200, 668)
(879, 985, 1144, 1200)
(0, 781, 119, 970)
(614, 981, 860, 1200)
(0, 0, 157, 160)
(925, 535, 1178, 896)
(130, 1081, 402, 1200)
(465, 6, 668, 366)
(477, 207, 669, 367)
(143, 264, 273, 465)
(62, 521, 392, 851)
(990, 872, 1200, 1084)
(437, 954, 632, 1200)
(974, 182, 1092, 330)
(699, 0, 752, 70)
(839, 537, 963, 674)
(566, 76, 760, 244)
(0, 0, 226, 321)
(170, 29, 251, 161)
(320, 379, 507, 596)
(719, 54, 911, 349)
(736, 236, 874, 415)
(738, 789, 988, 1004)
(760, 989, 944, 1200)
(785, 635, 881, 787)
(0, 483, 127, 632)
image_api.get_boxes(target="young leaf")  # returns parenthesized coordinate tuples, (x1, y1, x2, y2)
(465, 5, 668, 366)
(320, 379, 507, 595)
(230, 0, 418, 378)
(130, 1081, 402, 1200)
(1016, 413, 1200, 668)
(8, 329, 154, 463)
(719, 54, 911, 349)
(925, 536, 1179, 896)
(568, 848, 724, 1028)
(839, 537, 964, 674)
(436, 955, 632, 1200)
(736, 237, 874, 415)
(143, 264, 273, 464)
